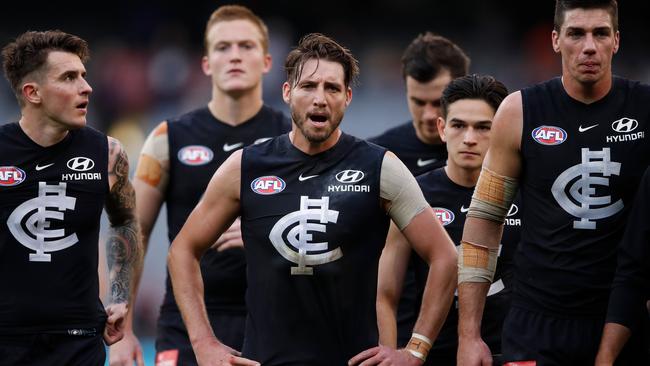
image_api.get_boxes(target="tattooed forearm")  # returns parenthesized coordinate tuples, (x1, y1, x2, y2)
(106, 220, 140, 304)
(106, 144, 136, 215)
(105, 138, 142, 304)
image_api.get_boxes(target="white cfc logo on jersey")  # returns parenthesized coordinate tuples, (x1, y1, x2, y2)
(551, 148, 623, 229)
(7, 182, 78, 262)
(269, 196, 341, 275)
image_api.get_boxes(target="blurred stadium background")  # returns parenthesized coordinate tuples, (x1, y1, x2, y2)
(1, 0, 649, 363)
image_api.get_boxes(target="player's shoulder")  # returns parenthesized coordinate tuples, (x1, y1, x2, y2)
(0, 122, 19, 137)
(615, 76, 650, 96)
(367, 121, 415, 147)
(416, 166, 446, 185)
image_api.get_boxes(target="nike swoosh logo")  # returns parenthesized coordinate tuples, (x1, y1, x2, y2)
(35, 163, 54, 171)
(460, 205, 469, 213)
(254, 137, 272, 144)
(223, 142, 244, 152)
(578, 124, 598, 132)
(298, 174, 319, 181)
(417, 158, 437, 167)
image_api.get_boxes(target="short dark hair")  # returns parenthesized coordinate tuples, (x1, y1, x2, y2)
(204, 5, 270, 53)
(401, 32, 470, 82)
(284, 33, 359, 88)
(2, 30, 89, 99)
(440, 74, 508, 119)
(554, 0, 618, 32)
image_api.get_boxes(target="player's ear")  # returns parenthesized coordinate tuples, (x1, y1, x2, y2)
(551, 30, 561, 53)
(201, 55, 211, 76)
(437, 116, 447, 142)
(22, 82, 41, 105)
(282, 82, 292, 104)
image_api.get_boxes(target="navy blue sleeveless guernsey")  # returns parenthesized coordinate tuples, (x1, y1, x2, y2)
(0, 123, 108, 334)
(518, 77, 650, 316)
(414, 167, 521, 362)
(240, 133, 390, 365)
(163, 105, 289, 317)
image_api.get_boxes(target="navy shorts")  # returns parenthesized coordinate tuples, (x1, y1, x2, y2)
(0, 332, 105, 366)
(155, 312, 245, 366)
(502, 306, 648, 365)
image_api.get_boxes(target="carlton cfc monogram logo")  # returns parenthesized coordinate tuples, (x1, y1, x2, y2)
(551, 148, 623, 229)
(269, 196, 342, 275)
(7, 182, 78, 262)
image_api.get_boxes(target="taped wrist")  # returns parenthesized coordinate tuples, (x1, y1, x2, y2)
(458, 241, 499, 284)
(405, 333, 432, 362)
(467, 167, 518, 223)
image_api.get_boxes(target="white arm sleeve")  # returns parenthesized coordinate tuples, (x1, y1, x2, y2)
(380, 152, 429, 230)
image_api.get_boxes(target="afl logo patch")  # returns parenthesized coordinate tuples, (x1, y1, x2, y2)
(433, 207, 455, 226)
(251, 176, 286, 195)
(532, 125, 567, 145)
(0, 166, 26, 186)
(178, 145, 213, 166)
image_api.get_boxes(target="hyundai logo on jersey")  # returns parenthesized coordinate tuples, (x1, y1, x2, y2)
(611, 117, 638, 133)
(335, 170, 365, 183)
(532, 125, 567, 145)
(433, 207, 455, 226)
(251, 176, 286, 195)
(67, 157, 95, 172)
(178, 145, 214, 166)
(0, 166, 26, 186)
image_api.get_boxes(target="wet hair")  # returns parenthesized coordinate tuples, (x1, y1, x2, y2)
(2, 30, 89, 100)
(401, 32, 470, 82)
(204, 4, 270, 53)
(284, 33, 359, 88)
(554, 0, 618, 32)
(440, 74, 508, 118)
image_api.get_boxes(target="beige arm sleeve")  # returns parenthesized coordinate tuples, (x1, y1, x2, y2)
(134, 122, 170, 192)
(380, 152, 429, 230)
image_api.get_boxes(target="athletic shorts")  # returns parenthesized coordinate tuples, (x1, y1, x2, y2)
(0, 331, 105, 366)
(155, 312, 245, 366)
(502, 305, 648, 365)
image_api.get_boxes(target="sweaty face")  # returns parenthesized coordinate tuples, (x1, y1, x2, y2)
(437, 99, 494, 172)
(283, 58, 351, 149)
(406, 71, 452, 145)
(33, 51, 92, 130)
(552, 8, 619, 86)
(202, 19, 271, 95)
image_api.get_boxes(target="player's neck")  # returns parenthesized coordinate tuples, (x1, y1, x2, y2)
(561, 73, 612, 105)
(289, 129, 342, 155)
(208, 87, 264, 126)
(18, 113, 70, 147)
(444, 164, 479, 188)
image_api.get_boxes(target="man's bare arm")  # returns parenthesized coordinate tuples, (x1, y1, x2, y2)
(595, 323, 631, 365)
(104, 136, 143, 345)
(376, 222, 412, 347)
(109, 122, 168, 365)
(457, 92, 523, 366)
(406, 207, 458, 346)
(167, 150, 258, 364)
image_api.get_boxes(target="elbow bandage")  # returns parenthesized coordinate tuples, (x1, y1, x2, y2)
(458, 241, 499, 284)
(467, 167, 518, 224)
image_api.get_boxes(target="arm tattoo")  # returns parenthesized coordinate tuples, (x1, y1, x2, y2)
(105, 140, 142, 304)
